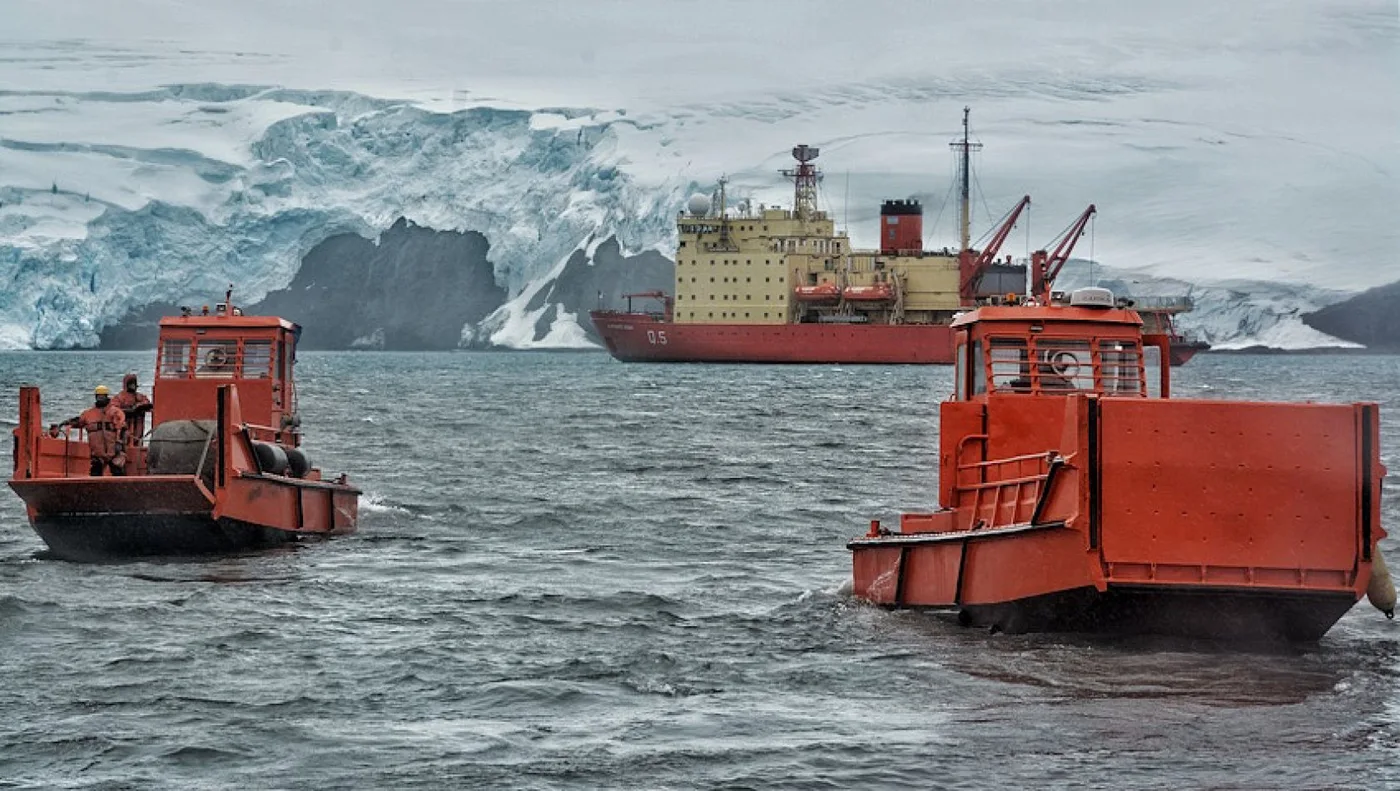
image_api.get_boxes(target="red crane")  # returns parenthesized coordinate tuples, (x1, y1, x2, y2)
(958, 195, 1031, 305)
(1030, 204, 1096, 302)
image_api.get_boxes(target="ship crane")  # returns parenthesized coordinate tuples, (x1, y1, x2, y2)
(1030, 205, 1096, 302)
(958, 195, 1031, 305)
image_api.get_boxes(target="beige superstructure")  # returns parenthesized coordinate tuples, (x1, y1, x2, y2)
(673, 206, 965, 326)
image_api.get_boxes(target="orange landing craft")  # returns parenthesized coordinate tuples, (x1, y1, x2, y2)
(848, 287, 1395, 641)
(9, 290, 360, 561)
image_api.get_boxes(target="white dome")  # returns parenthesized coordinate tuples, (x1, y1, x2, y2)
(687, 193, 712, 216)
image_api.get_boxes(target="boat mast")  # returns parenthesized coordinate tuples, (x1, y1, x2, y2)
(951, 106, 982, 253)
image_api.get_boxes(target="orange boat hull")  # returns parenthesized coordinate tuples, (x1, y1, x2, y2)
(850, 386, 1386, 641)
(590, 312, 955, 364)
(10, 384, 359, 562)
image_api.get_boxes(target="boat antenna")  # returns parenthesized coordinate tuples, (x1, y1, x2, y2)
(951, 106, 982, 253)
(1089, 214, 1097, 287)
(843, 170, 850, 234)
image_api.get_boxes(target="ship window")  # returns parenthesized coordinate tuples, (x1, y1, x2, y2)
(679, 241, 687, 248)
(971, 341, 986, 396)
(988, 337, 1030, 393)
(746, 277, 751, 282)
(1099, 339, 1144, 395)
(1036, 338, 1095, 392)
(158, 339, 192, 379)
(955, 342, 968, 400)
(746, 295, 751, 300)
(746, 259, 751, 265)
(195, 340, 240, 379)
(709, 312, 713, 318)
(710, 277, 715, 282)
(243, 340, 274, 379)
(765, 277, 771, 283)
(779, 295, 784, 301)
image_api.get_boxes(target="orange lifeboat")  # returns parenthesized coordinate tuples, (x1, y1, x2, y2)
(842, 283, 895, 302)
(848, 286, 1392, 641)
(793, 283, 842, 304)
(9, 288, 360, 561)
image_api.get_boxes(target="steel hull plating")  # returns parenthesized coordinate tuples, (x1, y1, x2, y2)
(31, 513, 299, 563)
(590, 312, 955, 364)
(939, 586, 1353, 642)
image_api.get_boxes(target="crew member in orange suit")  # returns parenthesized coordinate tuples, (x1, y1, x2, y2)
(59, 385, 127, 476)
(111, 372, 153, 445)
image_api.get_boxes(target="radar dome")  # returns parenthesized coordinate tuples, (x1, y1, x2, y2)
(687, 193, 712, 216)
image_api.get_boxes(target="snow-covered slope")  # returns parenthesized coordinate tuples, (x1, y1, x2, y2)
(1, 0, 1396, 349)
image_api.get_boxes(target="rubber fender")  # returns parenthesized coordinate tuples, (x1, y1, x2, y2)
(1368, 545, 1396, 619)
(284, 446, 311, 479)
(251, 441, 288, 475)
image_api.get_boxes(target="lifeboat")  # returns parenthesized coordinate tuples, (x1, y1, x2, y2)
(848, 286, 1393, 642)
(9, 290, 360, 561)
(842, 283, 895, 302)
(793, 283, 841, 304)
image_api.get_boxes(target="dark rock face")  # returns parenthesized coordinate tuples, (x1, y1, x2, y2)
(1303, 280, 1400, 350)
(254, 218, 505, 350)
(99, 223, 674, 351)
(101, 219, 508, 350)
(462, 235, 673, 348)
(548, 237, 672, 340)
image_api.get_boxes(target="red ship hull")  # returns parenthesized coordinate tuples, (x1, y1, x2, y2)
(590, 312, 954, 364)
(1169, 339, 1210, 366)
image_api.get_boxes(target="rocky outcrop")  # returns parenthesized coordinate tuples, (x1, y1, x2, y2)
(1302, 280, 1400, 350)
(101, 219, 508, 350)
(99, 223, 672, 350)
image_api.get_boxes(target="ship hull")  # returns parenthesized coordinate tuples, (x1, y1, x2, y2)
(30, 513, 299, 563)
(590, 312, 955, 364)
(9, 473, 359, 563)
(1169, 339, 1210, 366)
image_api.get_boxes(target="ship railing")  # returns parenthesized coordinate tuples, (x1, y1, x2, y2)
(1131, 296, 1195, 312)
(951, 441, 1056, 529)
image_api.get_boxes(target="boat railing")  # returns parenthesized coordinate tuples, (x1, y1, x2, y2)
(30, 425, 149, 478)
(951, 442, 1056, 529)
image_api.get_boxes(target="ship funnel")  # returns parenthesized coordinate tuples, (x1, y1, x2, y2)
(880, 199, 923, 254)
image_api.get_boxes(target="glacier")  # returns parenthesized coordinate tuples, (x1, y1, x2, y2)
(1, 0, 1396, 350)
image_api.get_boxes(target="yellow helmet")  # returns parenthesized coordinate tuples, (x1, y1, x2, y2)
(94, 385, 110, 396)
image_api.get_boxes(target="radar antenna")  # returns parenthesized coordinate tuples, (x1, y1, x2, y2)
(781, 144, 823, 221)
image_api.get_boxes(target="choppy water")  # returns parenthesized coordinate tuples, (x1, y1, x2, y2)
(1, 351, 1398, 790)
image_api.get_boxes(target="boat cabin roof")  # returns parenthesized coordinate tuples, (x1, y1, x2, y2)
(953, 288, 1166, 400)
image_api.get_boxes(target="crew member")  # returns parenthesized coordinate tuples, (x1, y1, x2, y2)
(59, 385, 127, 477)
(111, 372, 153, 444)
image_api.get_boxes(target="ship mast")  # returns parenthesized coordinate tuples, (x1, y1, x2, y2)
(716, 174, 733, 249)
(782, 145, 821, 221)
(950, 106, 982, 253)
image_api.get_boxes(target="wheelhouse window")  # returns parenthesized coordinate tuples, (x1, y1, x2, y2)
(954, 342, 967, 401)
(195, 340, 240, 378)
(979, 333, 1144, 396)
(1034, 338, 1094, 392)
(988, 337, 1029, 392)
(243, 340, 274, 379)
(158, 340, 192, 379)
(1099, 340, 1144, 395)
